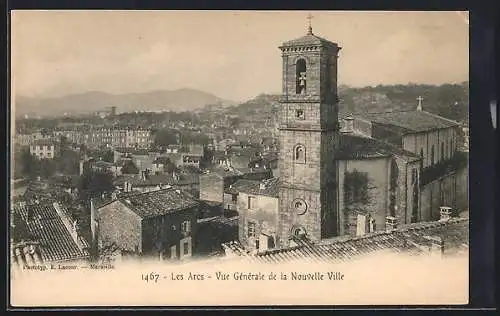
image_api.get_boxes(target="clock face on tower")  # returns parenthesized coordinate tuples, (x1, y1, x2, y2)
(292, 198, 308, 215)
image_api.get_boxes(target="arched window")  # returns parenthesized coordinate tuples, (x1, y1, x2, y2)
(291, 226, 307, 238)
(431, 145, 435, 165)
(294, 144, 306, 164)
(441, 142, 445, 161)
(296, 59, 307, 94)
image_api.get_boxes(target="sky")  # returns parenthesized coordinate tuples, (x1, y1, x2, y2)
(11, 11, 469, 102)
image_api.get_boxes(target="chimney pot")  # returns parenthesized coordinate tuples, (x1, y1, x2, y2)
(385, 216, 397, 232)
(439, 206, 452, 221)
(343, 115, 354, 133)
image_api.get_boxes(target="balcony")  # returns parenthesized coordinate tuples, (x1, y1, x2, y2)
(420, 151, 468, 186)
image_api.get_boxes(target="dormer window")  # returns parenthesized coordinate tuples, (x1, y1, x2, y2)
(295, 109, 305, 120)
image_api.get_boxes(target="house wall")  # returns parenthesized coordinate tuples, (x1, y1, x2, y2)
(237, 192, 279, 251)
(141, 207, 199, 260)
(199, 173, 224, 203)
(97, 200, 143, 253)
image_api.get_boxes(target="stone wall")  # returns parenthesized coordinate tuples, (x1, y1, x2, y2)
(199, 173, 224, 203)
(97, 200, 142, 253)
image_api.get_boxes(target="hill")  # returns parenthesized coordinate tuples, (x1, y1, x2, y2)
(14, 88, 236, 118)
(228, 83, 469, 124)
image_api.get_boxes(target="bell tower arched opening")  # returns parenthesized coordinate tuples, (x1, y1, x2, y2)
(296, 59, 307, 94)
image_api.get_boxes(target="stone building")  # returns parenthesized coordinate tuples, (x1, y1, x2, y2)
(340, 103, 468, 220)
(226, 178, 280, 252)
(29, 139, 60, 159)
(276, 25, 341, 247)
(231, 24, 467, 252)
(199, 166, 272, 207)
(95, 188, 199, 261)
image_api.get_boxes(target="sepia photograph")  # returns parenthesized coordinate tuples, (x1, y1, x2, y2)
(9, 10, 470, 307)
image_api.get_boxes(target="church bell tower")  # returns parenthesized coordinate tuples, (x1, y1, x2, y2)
(277, 20, 342, 247)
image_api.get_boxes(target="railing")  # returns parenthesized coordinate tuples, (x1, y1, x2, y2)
(420, 151, 468, 186)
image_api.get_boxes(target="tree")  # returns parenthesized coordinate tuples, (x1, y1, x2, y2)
(78, 170, 114, 203)
(121, 160, 139, 174)
(17, 148, 35, 178)
(56, 149, 79, 175)
(154, 129, 179, 146)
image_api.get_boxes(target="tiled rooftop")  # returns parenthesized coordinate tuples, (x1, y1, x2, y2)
(355, 110, 459, 133)
(337, 133, 421, 161)
(223, 218, 468, 264)
(118, 188, 199, 219)
(226, 177, 280, 198)
(11, 203, 90, 267)
(113, 172, 199, 188)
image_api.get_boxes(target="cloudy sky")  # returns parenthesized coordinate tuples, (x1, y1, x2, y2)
(11, 11, 469, 102)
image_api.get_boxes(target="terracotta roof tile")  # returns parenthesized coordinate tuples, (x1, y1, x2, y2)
(118, 188, 199, 219)
(11, 203, 89, 266)
(223, 218, 468, 264)
(337, 133, 421, 161)
(280, 32, 340, 49)
(226, 177, 280, 198)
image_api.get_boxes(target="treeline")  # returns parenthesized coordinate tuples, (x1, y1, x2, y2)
(339, 82, 469, 123)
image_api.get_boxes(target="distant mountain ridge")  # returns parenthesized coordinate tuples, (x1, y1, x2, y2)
(14, 88, 236, 118)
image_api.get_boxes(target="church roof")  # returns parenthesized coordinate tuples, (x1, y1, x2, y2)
(337, 133, 421, 161)
(280, 32, 340, 49)
(355, 110, 460, 133)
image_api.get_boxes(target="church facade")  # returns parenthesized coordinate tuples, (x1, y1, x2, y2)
(229, 26, 467, 253)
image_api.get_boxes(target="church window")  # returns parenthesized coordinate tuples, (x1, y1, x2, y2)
(291, 226, 307, 238)
(294, 144, 306, 164)
(296, 59, 307, 94)
(292, 198, 308, 215)
(295, 109, 305, 120)
(431, 145, 435, 165)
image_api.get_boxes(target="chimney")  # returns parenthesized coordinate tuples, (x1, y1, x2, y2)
(79, 160, 85, 175)
(259, 182, 266, 190)
(385, 216, 397, 232)
(439, 206, 452, 222)
(343, 115, 354, 133)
